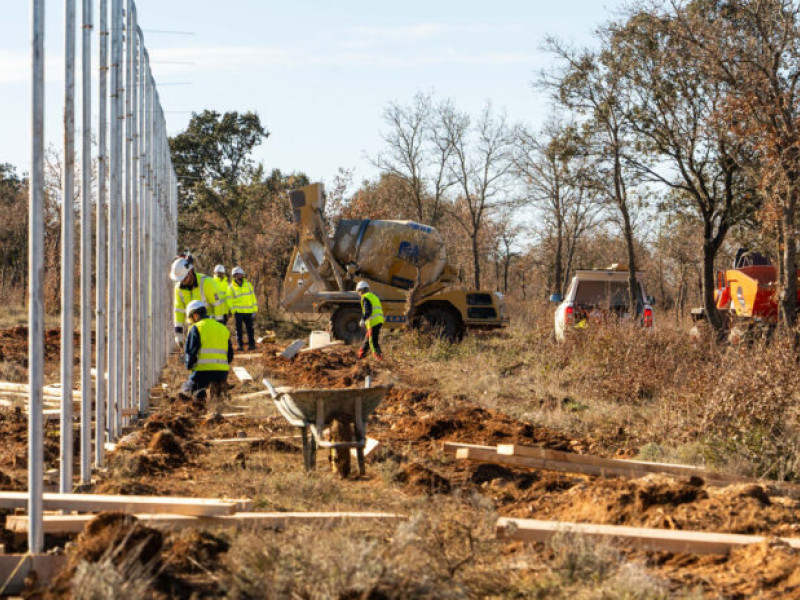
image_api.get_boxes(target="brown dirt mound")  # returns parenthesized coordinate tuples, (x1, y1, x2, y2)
(0, 326, 86, 365)
(658, 540, 800, 599)
(145, 415, 193, 438)
(393, 462, 452, 495)
(165, 530, 230, 573)
(501, 474, 800, 536)
(46, 512, 164, 597)
(94, 481, 159, 496)
(260, 348, 374, 388)
(148, 430, 185, 458)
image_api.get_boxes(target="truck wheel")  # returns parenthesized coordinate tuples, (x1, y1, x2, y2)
(331, 306, 365, 345)
(418, 306, 463, 342)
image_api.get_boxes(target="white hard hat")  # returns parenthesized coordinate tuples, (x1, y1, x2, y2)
(186, 300, 206, 317)
(232, 266, 245, 276)
(214, 264, 225, 274)
(356, 281, 369, 292)
(170, 257, 193, 282)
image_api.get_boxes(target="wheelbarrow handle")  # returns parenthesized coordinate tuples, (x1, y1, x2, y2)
(262, 378, 279, 399)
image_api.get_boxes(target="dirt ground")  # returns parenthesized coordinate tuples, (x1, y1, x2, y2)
(2, 329, 800, 597)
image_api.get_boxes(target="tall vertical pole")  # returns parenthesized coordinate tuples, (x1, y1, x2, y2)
(95, 0, 108, 467)
(108, 0, 121, 441)
(79, 0, 93, 486)
(121, 0, 132, 429)
(129, 6, 139, 421)
(29, 0, 45, 555)
(60, 0, 76, 494)
(137, 32, 147, 412)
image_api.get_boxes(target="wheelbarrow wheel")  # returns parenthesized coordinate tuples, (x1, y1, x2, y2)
(330, 418, 352, 479)
(301, 427, 316, 472)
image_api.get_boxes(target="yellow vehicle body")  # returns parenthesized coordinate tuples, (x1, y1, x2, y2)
(281, 183, 505, 342)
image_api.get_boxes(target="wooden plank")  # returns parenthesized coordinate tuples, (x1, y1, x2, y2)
(442, 441, 496, 455)
(496, 517, 800, 555)
(496, 444, 744, 483)
(300, 340, 344, 353)
(456, 447, 743, 487)
(0, 382, 81, 398)
(235, 352, 262, 360)
(0, 492, 239, 517)
(0, 554, 67, 594)
(232, 366, 253, 382)
(208, 437, 267, 445)
(7, 511, 408, 535)
(233, 390, 269, 402)
(278, 340, 306, 359)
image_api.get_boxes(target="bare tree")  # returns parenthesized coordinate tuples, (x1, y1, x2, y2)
(514, 120, 602, 295)
(444, 103, 515, 289)
(372, 92, 457, 226)
(546, 38, 641, 312)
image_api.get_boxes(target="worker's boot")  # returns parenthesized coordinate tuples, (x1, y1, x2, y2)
(374, 354, 383, 361)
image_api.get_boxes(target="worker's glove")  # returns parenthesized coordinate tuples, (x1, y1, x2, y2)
(174, 333, 184, 350)
(357, 348, 365, 359)
(359, 319, 365, 329)
(366, 327, 372, 337)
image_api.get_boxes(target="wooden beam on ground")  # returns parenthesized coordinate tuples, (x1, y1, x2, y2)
(0, 381, 81, 399)
(0, 554, 67, 595)
(208, 437, 268, 445)
(496, 517, 800, 555)
(442, 441, 495, 455)
(456, 446, 745, 487)
(0, 492, 240, 517)
(232, 366, 253, 382)
(300, 340, 343, 353)
(6, 511, 408, 535)
(233, 390, 269, 402)
(235, 352, 262, 360)
(496, 444, 746, 484)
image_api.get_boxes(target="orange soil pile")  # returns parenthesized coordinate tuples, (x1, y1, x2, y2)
(259, 347, 373, 388)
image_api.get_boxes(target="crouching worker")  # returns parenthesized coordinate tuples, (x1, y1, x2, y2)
(180, 300, 234, 401)
(356, 281, 384, 360)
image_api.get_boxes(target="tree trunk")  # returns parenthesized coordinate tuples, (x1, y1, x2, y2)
(780, 192, 797, 328)
(620, 205, 638, 314)
(702, 237, 722, 330)
(553, 216, 563, 296)
(472, 233, 481, 289)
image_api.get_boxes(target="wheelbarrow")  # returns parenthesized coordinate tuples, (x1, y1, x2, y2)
(262, 377, 388, 475)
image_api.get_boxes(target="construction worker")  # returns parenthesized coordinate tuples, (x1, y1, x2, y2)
(227, 266, 258, 351)
(170, 256, 225, 350)
(213, 264, 230, 324)
(356, 281, 383, 360)
(180, 300, 233, 400)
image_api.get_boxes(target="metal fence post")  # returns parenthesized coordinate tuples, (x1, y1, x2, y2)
(60, 0, 76, 494)
(29, 0, 45, 555)
(79, 0, 93, 487)
(95, 0, 108, 467)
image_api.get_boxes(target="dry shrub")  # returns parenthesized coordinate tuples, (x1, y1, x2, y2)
(223, 494, 514, 599)
(703, 339, 800, 479)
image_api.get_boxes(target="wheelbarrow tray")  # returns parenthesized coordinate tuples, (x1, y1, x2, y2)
(272, 386, 388, 429)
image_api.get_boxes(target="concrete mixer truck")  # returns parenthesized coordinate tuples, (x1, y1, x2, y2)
(280, 183, 505, 343)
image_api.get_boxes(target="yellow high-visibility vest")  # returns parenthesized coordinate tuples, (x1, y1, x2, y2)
(190, 317, 230, 372)
(174, 273, 225, 330)
(228, 279, 258, 314)
(361, 292, 384, 328)
(214, 276, 230, 315)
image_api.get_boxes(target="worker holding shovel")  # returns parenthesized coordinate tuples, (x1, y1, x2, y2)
(356, 281, 384, 360)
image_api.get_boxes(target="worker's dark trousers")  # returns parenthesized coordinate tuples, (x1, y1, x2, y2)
(181, 370, 228, 400)
(234, 312, 256, 350)
(360, 323, 383, 357)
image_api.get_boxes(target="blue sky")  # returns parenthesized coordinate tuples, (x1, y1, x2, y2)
(0, 0, 628, 187)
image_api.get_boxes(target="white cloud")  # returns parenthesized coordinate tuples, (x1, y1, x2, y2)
(0, 50, 30, 84)
(148, 44, 536, 73)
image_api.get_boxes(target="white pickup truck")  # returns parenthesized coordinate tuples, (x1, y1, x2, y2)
(553, 268, 654, 341)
